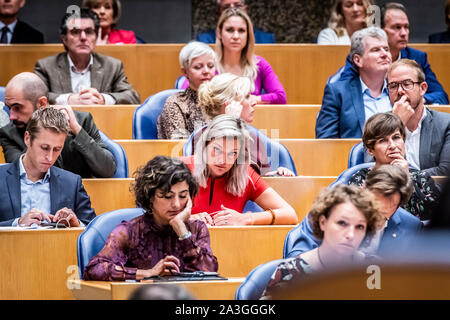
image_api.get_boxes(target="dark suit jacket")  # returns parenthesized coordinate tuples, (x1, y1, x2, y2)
(34, 52, 140, 105)
(428, 31, 450, 44)
(339, 46, 449, 105)
(420, 108, 450, 176)
(0, 160, 95, 226)
(11, 20, 44, 44)
(0, 110, 116, 178)
(284, 208, 423, 259)
(315, 76, 365, 138)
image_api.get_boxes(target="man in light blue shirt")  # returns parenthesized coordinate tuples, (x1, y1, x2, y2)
(0, 107, 95, 227)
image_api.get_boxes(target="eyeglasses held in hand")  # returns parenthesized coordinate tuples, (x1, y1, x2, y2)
(387, 79, 422, 92)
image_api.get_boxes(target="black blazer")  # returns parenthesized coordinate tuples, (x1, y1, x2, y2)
(11, 20, 44, 44)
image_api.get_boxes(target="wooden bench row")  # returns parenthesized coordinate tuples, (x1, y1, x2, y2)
(1, 44, 449, 104)
(72, 105, 450, 140)
(0, 225, 294, 299)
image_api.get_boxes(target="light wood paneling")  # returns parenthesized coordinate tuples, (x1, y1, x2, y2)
(82, 176, 335, 219)
(1, 44, 449, 104)
(0, 228, 83, 300)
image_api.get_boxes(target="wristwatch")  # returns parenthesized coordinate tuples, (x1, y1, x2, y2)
(178, 231, 192, 240)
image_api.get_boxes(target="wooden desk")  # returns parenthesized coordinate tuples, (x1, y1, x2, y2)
(0, 225, 292, 299)
(116, 139, 360, 177)
(0, 228, 84, 300)
(1, 44, 449, 104)
(83, 176, 336, 219)
(69, 279, 244, 300)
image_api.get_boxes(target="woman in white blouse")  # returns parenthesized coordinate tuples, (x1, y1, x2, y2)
(317, 0, 373, 45)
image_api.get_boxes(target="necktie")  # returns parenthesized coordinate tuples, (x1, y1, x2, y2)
(0, 26, 9, 44)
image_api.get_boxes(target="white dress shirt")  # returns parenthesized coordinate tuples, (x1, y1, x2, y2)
(405, 106, 427, 170)
(55, 54, 116, 105)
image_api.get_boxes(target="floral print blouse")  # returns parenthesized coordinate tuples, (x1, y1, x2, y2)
(348, 167, 441, 221)
(83, 213, 218, 281)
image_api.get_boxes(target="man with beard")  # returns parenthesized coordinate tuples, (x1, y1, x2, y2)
(387, 59, 450, 176)
(0, 72, 116, 178)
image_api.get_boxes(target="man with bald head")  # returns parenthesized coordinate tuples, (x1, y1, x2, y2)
(0, 72, 116, 178)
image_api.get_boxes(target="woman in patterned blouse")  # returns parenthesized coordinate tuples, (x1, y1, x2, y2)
(157, 41, 217, 139)
(83, 156, 218, 281)
(349, 112, 441, 221)
(261, 184, 383, 299)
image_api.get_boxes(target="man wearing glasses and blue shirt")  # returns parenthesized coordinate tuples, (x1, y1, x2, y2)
(387, 59, 450, 177)
(0, 107, 95, 227)
(34, 8, 140, 105)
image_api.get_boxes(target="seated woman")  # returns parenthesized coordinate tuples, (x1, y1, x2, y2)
(349, 112, 441, 221)
(82, 0, 137, 44)
(215, 8, 286, 104)
(182, 114, 298, 226)
(83, 156, 218, 281)
(261, 184, 382, 299)
(157, 41, 216, 139)
(193, 72, 295, 176)
(317, 0, 373, 45)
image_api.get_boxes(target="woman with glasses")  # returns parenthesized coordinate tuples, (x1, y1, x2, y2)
(215, 8, 286, 104)
(348, 112, 440, 221)
(182, 114, 297, 226)
(318, 0, 374, 45)
(82, 0, 136, 44)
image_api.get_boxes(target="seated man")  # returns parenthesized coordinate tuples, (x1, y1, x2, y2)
(0, 0, 44, 43)
(34, 8, 140, 105)
(0, 107, 96, 227)
(339, 2, 449, 105)
(196, 0, 275, 44)
(387, 59, 450, 177)
(0, 72, 117, 178)
(285, 165, 422, 259)
(315, 27, 392, 138)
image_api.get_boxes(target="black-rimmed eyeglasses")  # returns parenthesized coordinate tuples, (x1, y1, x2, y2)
(387, 79, 422, 92)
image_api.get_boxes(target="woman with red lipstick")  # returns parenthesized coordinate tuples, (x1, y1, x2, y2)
(83, 156, 218, 281)
(182, 114, 298, 226)
(82, 0, 136, 44)
(348, 112, 440, 220)
(318, 0, 374, 45)
(261, 184, 383, 299)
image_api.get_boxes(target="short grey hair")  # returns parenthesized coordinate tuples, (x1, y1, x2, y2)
(179, 41, 217, 71)
(193, 114, 251, 196)
(350, 27, 388, 62)
(7, 72, 48, 106)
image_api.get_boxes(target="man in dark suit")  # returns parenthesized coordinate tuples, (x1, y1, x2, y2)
(195, 0, 275, 44)
(33, 8, 139, 105)
(0, 72, 117, 178)
(315, 27, 392, 138)
(387, 59, 450, 177)
(0, 107, 95, 227)
(0, 0, 44, 44)
(284, 165, 422, 259)
(339, 2, 449, 105)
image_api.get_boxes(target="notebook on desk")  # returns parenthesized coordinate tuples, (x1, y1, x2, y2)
(140, 271, 227, 282)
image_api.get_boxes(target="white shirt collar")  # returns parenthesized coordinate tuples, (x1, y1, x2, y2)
(406, 106, 427, 134)
(67, 54, 93, 74)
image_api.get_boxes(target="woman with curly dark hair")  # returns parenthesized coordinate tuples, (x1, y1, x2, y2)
(83, 156, 218, 281)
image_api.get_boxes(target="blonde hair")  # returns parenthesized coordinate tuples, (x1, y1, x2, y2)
(193, 114, 251, 196)
(198, 73, 253, 120)
(329, 0, 374, 37)
(215, 8, 258, 83)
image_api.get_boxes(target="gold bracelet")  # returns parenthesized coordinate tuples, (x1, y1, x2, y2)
(268, 208, 276, 225)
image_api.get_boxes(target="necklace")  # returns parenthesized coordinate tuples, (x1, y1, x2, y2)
(317, 247, 327, 269)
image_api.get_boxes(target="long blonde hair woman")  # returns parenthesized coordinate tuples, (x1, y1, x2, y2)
(317, 0, 374, 45)
(215, 8, 286, 104)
